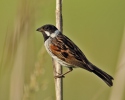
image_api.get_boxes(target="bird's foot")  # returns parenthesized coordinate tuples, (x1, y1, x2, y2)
(54, 74, 65, 79)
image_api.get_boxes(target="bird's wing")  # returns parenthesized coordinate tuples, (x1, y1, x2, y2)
(49, 34, 93, 71)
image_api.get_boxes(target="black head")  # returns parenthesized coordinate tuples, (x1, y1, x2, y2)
(36, 24, 60, 41)
(36, 24, 58, 33)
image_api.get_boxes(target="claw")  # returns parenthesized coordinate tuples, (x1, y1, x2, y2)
(54, 75, 65, 79)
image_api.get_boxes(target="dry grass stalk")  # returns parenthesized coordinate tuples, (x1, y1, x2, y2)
(109, 27, 125, 100)
(8, 0, 35, 100)
(23, 46, 47, 100)
(53, 0, 63, 100)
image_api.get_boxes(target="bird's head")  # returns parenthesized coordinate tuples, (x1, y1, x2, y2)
(36, 24, 61, 41)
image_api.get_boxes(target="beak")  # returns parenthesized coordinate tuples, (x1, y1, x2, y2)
(36, 27, 41, 31)
(36, 27, 44, 32)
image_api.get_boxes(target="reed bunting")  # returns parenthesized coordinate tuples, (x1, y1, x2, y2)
(36, 24, 113, 87)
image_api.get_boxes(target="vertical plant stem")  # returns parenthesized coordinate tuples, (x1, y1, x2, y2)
(56, 0, 63, 31)
(53, 0, 63, 100)
(109, 27, 125, 100)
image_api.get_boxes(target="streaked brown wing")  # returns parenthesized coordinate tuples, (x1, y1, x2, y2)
(50, 34, 93, 71)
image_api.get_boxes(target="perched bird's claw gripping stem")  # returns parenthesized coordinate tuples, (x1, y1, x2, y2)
(54, 67, 73, 79)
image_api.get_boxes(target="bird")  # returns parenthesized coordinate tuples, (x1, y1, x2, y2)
(36, 24, 114, 87)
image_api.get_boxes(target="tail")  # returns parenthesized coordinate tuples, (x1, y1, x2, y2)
(89, 63, 114, 87)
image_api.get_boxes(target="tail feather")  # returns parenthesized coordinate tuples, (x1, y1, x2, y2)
(89, 63, 114, 87)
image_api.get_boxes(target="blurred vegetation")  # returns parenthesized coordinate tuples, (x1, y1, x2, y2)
(0, 0, 125, 100)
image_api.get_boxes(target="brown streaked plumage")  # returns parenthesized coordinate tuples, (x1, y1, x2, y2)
(50, 35, 92, 71)
(36, 24, 114, 87)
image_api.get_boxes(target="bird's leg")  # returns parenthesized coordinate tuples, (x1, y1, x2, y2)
(55, 67, 73, 78)
(61, 67, 73, 76)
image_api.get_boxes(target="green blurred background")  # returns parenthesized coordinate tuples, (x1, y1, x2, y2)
(0, 0, 125, 100)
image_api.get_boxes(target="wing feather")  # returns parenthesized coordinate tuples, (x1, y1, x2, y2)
(50, 34, 93, 71)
